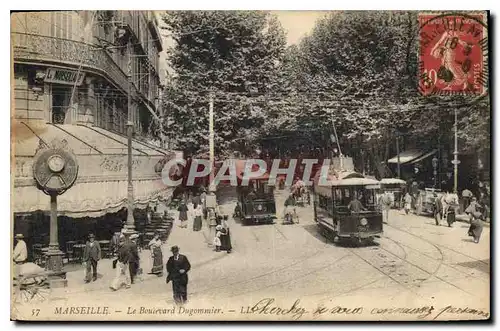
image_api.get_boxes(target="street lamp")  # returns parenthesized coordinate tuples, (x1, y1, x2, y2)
(432, 156, 438, 188)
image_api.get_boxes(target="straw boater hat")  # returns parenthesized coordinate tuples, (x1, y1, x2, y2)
(130, 234, 139, 240)
(15, 234, 24, 239)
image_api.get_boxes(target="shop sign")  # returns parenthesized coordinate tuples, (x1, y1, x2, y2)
(44, 68, 85, 86)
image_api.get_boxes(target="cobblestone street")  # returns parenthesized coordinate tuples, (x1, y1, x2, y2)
(13, 187, 489, 321)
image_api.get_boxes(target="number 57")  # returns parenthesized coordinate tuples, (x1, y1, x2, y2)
(31, 309, 40, 316)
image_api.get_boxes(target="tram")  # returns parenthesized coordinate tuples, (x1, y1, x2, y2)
(313, 169, 383, 243)
(233, 161, 277, 225)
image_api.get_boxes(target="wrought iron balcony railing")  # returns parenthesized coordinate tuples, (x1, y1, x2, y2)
(12, 32, 130, 96)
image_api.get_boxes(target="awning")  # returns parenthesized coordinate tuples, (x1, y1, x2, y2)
(13, 121, 179, 217)
(13, 179, 173, 218)
(407, 149, 438, 164)
(387, 150, 426, 165)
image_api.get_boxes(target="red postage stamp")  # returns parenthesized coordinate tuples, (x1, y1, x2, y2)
(418, 12, 489, 96)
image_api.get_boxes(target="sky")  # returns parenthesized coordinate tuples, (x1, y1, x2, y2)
(273, 11, 327, 45)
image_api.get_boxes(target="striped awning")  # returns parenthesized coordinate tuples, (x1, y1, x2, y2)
(13, 121, 179, 217)
(13, 179, 173, 218)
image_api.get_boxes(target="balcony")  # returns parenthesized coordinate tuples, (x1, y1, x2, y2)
(12, 32, 130, 96)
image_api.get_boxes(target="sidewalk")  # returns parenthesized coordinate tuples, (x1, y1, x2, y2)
(52, 202, 218, 299)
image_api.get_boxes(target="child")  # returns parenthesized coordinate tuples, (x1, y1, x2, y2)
(214, 225, 222, 252)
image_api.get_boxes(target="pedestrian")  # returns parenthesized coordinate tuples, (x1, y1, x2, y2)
(461, 188, 473, 212)
(201, 189, 207, 219)
(479, 192, 490, 222)
(379, 191, 393, 222)
(128, 233, 140, 284)
(148, 232, 163, 276)
(465, 198, 484, 243)
(110, 231, 121, 255)
(434, 193, 443, 225)
(83, 233, 101, 283)
(178, 200, 189, 228)
(192, 192, 201, 210)
(13, 234, 27, 280)
(193, 204, 203, 232)
(220, 216, 232, 253)
(166, 246, 191, 305)
(214, 225, 223, 251)
(403, 192, 412, 215)
(110, 237, 131, 291)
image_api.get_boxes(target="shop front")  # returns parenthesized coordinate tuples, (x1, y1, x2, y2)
(12, 120, 177, 263)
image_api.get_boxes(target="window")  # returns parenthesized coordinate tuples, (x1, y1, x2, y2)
(50, 11, 74, 39)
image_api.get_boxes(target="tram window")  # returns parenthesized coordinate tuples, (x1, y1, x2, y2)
(366, 191, 375, 204)
(344, 189, 350, 198)
(335, 189, 342, 201)
(327, 197, 334, 214)
(319, 195, 328, 209)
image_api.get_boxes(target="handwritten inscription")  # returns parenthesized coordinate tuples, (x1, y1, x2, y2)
(433, 305, 489, 320)
(240, 298, 307, 320)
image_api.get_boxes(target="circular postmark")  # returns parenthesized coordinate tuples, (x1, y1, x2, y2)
(417, 12, 489, 102)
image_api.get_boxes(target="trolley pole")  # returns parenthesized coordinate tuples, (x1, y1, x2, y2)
(125, 49, 135, 235)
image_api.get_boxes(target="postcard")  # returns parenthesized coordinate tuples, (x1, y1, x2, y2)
(11, 10, 490, 321)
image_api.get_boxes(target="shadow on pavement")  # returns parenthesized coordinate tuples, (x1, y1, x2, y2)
(456, 258, 490, 274)
(301, 223, 379, 248)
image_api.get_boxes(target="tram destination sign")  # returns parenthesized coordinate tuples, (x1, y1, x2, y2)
(44, 68, 86, 86)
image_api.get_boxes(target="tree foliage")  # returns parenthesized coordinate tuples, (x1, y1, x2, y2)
(161, 10, 490, 175)
(161, 11, 287, 156)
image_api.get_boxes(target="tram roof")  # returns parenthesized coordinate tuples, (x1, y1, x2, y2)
(313, 169, 381, 187)
(380, 178, 407, 185)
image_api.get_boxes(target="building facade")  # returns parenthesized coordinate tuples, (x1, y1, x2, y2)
(12, 11, 163, 139)
(11, 11, 175, 258)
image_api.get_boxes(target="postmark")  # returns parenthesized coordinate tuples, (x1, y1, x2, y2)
(418, 12, 489, 97)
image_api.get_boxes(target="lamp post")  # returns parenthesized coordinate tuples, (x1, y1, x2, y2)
(432, 156, 438, 188)
(452, 108, 460, 194)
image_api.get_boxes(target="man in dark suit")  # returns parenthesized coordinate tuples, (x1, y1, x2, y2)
(83, 233, 101, 283)
(166, 246, 191, 305)
(128, 234, 140, 284)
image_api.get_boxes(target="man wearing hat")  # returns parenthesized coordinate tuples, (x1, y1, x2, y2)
(83, 233, 101, 283)
(166, 246, 191, 304)
(128, 233, 140, 284)
(13, 234, 27, 279)
(110, 236, 131, 291)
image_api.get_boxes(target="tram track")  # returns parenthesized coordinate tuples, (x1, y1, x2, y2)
(383, 237, 488, 283)
(385, 223, 490, 268)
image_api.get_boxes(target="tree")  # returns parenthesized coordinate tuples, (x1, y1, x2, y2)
(161, 11, 287, 156)
(283, 11, 421, 176)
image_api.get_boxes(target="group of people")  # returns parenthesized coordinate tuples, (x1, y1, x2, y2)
(177, 190, 233, 254)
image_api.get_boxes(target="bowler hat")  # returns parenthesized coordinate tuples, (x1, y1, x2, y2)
(170, 245, 179, 252)
(15, 234, 24, 239)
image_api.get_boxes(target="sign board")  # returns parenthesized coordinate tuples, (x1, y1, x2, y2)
(45, 68, 85, 86)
